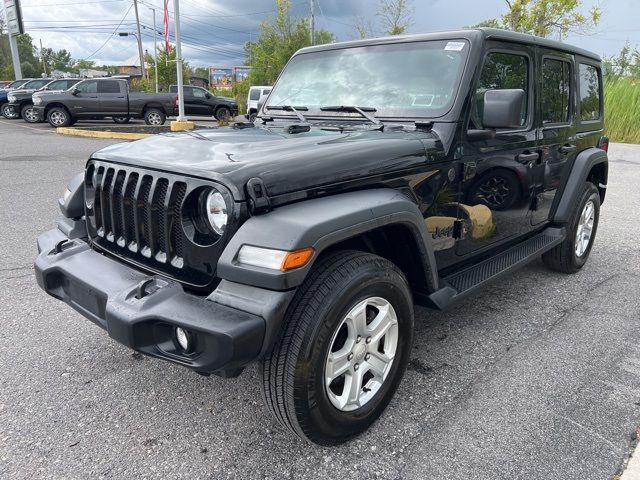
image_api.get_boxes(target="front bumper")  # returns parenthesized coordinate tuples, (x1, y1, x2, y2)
(34, 227, 266, 374)
(31, 105, 46, 122)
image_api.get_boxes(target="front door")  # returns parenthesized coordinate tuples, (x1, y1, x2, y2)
(70, 80, 99, 117)
(531, 50, 578, 225)
(457, 44, 538, 256)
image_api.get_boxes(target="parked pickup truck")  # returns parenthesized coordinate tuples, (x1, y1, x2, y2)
(5, 78, 81, 123)
(169, 84, 238, 120)
(32, 78, 177, 127)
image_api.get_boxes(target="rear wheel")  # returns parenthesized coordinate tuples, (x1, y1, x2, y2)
(47, 107, 71, 127)
(144, 108, 165, 125)
(249, 112, 257, 122)
(113, 116, 130, 124)
(261, 250, 414, 445)
(22, 104, 39, 123)
(543, 182, 600, 273)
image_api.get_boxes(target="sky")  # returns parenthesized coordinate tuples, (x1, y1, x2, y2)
(6, 0, 640, 68)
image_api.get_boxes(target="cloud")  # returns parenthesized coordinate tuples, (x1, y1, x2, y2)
(15, 0, 640, 68)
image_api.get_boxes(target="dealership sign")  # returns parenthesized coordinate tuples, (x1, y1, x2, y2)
(3, 0, 24, 36)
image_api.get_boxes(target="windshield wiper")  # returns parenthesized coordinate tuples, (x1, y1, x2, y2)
(320, 105, 381, 125)
(265, 105, 308, 122)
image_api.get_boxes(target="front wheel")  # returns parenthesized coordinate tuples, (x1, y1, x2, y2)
(543, 182, 600, 273)
(22, 105, 40, 123)
(144, 108, 165, 125)
(261, 250, 414, 445)
(2, 103, 18, 119)
(47, 107, 71, 127)
(214, 106, 231, 121)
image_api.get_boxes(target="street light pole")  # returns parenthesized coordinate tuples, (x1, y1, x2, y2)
(132, 0, 147, 80)
(151, 7, 159, 93)
(173, 0, 185, 121)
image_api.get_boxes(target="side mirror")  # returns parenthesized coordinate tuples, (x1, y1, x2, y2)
(71, 87, 79, 96)
(205, 92, 211, 99)
(482, 89, 525, 129)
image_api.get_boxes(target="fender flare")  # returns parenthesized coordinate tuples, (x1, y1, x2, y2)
(217, 188, 439, 291)
(552, 147, 608, 224)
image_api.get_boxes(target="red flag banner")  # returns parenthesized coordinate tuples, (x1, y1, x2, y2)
(163, 0, 171, 54)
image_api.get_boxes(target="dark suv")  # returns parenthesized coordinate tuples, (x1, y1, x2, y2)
(35, 29, 608, 445)
(169, 84, 238, 120)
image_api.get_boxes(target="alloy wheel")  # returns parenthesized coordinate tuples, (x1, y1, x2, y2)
(575, 199, 595, 257)
(325, 297, 399, 412)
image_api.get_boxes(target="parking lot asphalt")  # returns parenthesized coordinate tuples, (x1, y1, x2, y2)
(1, 119, 640, 480)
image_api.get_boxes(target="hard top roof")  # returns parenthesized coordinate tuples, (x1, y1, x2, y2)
(297, 28, 600, 61)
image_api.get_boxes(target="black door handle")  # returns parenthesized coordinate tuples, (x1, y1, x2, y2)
(517, 151, 540, 163)
(559, 144, 577, 155)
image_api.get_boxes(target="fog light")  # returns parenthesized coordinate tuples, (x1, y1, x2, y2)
(174, 327, 193, 353)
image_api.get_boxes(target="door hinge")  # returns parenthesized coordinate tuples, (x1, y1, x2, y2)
(246, 177, 271, 214)
(453, 219, 464, 239)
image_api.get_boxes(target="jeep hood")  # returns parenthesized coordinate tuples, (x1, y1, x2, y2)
(92, 125, 448, 201)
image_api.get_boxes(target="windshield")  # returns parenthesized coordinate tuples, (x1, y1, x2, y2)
(266, 39, 469, 119)
(21, 79, 50, 90)
(6, 80, 28, 89)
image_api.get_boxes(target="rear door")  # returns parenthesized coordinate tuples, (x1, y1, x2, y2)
(191, 87, 213, 115)
(531, 50, 578, 225)
(457, 42, 538, 256)
(99, 80, 128, 116)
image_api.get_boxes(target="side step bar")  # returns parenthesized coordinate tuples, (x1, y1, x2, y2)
(425, 227, 566, 310)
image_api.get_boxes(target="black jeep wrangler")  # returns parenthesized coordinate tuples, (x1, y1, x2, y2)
(35, 28, 608, 445)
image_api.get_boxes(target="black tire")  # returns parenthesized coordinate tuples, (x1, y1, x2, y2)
(261, 250, 414, 445)
(249, 112, 257, 122)
(144, 108, 166, 125)
(113, 116, 130, 124)
(542, 182, 600, 273)
(467, 169, 522, 211)
(1, 103, 19, 119)
(21, 104, 39, 123)
(47, 106, 71, 127)
(214, 105, 231, 121)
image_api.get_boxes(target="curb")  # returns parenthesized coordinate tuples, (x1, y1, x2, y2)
(56, 127, 152, 140)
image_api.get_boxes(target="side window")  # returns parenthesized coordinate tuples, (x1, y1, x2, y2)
(249, 89, 260, 100)
(183, 86, 194, 96)
(542, 58, 571, 124)
(192, 88, 207, 98)
(473, 52, 529, 129)
(579, 64, 601, 121)
(76, 81, 98, 94)
(99, 81, 122, 94)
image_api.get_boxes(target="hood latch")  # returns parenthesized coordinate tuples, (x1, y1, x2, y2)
(246, 177, 272, 214)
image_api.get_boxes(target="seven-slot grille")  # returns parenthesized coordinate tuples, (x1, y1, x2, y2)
(84, 160, 222, 288)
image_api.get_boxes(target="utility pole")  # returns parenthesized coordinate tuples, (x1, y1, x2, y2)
(132, 0, 147, 79)
(40, 38, 47, 76)
(151, 6, 159, 92)
(309, 0, 315, 45)
(173, 0, 186, 121)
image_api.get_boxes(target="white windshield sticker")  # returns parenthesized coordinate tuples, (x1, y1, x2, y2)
(444, 41, 466, 51)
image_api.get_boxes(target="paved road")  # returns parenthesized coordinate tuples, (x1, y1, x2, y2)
(1, 119, 640, 480)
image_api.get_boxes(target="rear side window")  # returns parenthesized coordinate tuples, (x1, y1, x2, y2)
(262, 89, 271, 96)
(542, 58, 571, 124)
(100, 81, 121, 94)
(183, 86, 194, 96)
(579, 64, 601, 121)
(249, 89, 260, 100)
(473, 52, 529, 129)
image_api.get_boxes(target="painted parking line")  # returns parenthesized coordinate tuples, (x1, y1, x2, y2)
(0, 118, 56, 134)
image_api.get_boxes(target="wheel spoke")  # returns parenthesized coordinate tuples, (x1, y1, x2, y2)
(346, 368, 365, 407)
(346, 302, 368, 338)
(326, 348, 351, 383)
(367, 305, 395, 343)
(366, 351, 393, 379)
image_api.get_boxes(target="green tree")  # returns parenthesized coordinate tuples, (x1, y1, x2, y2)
(72, 59, 96, 73)
(473, 0, 601, 40)
(245, 0, 334, 86)
(144, 45, 189, 92)
(377, 0, 414, 36)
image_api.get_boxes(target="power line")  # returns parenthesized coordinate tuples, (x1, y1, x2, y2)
(81, 3, 133, 60)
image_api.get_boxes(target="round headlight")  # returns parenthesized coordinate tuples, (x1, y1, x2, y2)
(205, 189, 227, 235)
(33, 96, 42, 105)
